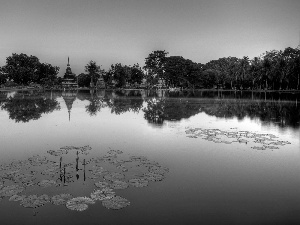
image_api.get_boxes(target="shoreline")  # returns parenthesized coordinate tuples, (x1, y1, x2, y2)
(1, 87, 300, 93)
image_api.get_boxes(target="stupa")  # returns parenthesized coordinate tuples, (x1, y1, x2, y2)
(62, 57, 78, 88)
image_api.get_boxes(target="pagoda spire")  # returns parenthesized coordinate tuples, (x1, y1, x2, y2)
(67, 56, 70, 66)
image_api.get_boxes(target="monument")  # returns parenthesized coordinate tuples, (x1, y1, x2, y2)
(62, 57, 77, 88)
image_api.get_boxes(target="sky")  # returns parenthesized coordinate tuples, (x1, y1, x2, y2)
(1, 0, 300, 77)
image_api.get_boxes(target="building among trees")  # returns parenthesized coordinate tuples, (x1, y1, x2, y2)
(62, 57, 77, 88)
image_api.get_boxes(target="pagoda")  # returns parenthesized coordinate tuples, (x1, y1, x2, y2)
(62, 57, 78, 88)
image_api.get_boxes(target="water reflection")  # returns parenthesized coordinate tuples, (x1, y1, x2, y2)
(1, 91, 60, 122)
(0, 90, 299, 129)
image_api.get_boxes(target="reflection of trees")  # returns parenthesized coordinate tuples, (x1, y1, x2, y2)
(143, 98, 201, 126)
(86, 98, 104, 116)
(1, 92, 60, 122)
(142, 90, 300, 129)
(0, 91, 7, 106)
(85, 90, 105, 116)
(82, 90, 144, 116)
(108, 90, 143, 115)
(200, 99, 300, 128)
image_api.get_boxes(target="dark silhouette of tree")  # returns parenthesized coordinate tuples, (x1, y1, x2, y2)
(2, 53, 59, 85)
(1, 92, 60, 122)
(85, 61, 101, 87)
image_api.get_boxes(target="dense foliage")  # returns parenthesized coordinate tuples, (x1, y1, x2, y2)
(1, 47, 300, 90)
(1, 53, 60, 86)
(142, 47, 300, 90)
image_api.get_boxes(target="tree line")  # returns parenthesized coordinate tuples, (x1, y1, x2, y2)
(1, 47, 300, 90)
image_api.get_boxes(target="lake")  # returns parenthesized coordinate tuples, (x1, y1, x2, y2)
(0, 89, 299, 225)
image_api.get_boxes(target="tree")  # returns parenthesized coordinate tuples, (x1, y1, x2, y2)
(144, 50, 169, 86)
(237, 56, 250, 89)
(108, 63, 130, 88)
(249, 57, 262, 89)
(128, 64, 144, 86)
(85, 61, 101, 87)
(3, 53, 40, 85)
(77, 73, 90, 87)
(0, 67, 7, 85)
(2, 53, 59, 86)
(38, 63, 60, 86)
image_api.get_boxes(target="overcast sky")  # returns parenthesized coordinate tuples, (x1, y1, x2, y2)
(1, 0, 300, 76)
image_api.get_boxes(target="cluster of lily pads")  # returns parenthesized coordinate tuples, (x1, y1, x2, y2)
(0, 146, 169, 212)
(185, 128, 291, 150)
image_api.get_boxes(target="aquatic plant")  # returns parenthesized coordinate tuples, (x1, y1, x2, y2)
(37, 179, 57, 187)
(51, 193, 73, 205)
(94, 181, 110, 188)
(148, 165, 169, 175)
(141, 172, 165, 182)
(9, 194, 26, 202)
(0, 185, 25, 197)
(90, 188, 115, 201)
(104, 172, 125, 181)
(102, 196, 130, 210)
(66, 197, 95, 211)
(128, 178, 149, 187)
(0, 145, 169, 213)
(110, 180, 129, 190)
(185, 128, 291, 151)
(20, 194, 50, 208)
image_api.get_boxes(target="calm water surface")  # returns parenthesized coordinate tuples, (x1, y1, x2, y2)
(0, 90, 299, 225)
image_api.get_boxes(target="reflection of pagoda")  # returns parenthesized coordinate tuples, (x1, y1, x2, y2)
(62, 57, 78, 88)
(62, 90, 77, 121)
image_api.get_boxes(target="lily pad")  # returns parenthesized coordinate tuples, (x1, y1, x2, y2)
(107, 149, 123, 155)
(38, 179, 57, 187)
(141, 172, 165, 182)
(90, 167, 109, 177)
(28, 155, 48, 166)
(20, 194, 50, 208)
(251, 146, 266, 150)
(90, 188, 115, 201)
(110, 180, 129, 190)
(47, 149, 68, 156)
(102, 196, 130, 210)
(9, 194, 26, 202)
(129, 156, 148, 162)
(41, 167, 60, 176)
(0, 185, 25, 197)
(128, 178, 148, 187)
(94, 181, 110, 188)
(148, 166, 169, 175)
(51, 193, 73, 205)
(66, 197, 95, 211)
(104, 172, 125, 181)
